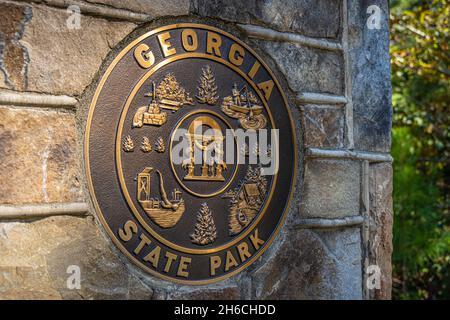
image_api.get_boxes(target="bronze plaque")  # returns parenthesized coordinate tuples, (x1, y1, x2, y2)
(85, 23, 297, 284)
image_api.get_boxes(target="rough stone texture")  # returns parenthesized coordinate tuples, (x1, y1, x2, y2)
(0, 68, 6, 86)
(256, 40, 344, 95)
(367, 162, 393, 299)
(0, 107, 83, 205)
(0, 2, 32, 91)
(347, 0, 392, 152)
(0, 3, 136, 96)
(86, 0, 190, 16)
(0, 215, 154, 299)
(299, 159, 361, 219)
(251, 228, 362, 299)
(300, 105, 345, 148)
(193, 0, 342, 39)
(167, 286, 241, 300)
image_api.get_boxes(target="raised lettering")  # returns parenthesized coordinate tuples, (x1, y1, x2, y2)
(229, 43, 245, 66)
(143, 245, 161, 268)
(164, 251, 178, 273)
(248, 60, 261, 79)
(134, 233, 151, 255)
(134, 43, 155, 69)
(177, 256, 192, 278)
(250, 228, 265, 250)
(118, 220, 137, 242)
(210, 255, 221, 276)
(206, 32, 222, 57)
(158, 32, 176, 57)
(257, 79, 274, 101)
(181, 29, 198, 52)
(225, 250, 238, 271)
(237, 242, 252, 262)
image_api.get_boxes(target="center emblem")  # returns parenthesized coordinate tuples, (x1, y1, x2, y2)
(85, 23, 296, 284)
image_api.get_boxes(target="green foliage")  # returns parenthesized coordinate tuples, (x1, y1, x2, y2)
(392, 128, 450, 299)
(390, 0, 425, 13)
(390, 0, 450, 299)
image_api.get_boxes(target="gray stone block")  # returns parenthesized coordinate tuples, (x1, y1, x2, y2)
(0, 216, 154, 299)
(251, 228, 362, 299)
(0, 3, 136, 95)
(192, 0, 342, 39)
(256, 40, 344, 95)
(0, 107, 83, 205)
(347, 0, 392, 152)
(301, 105, 345, 148)
(166, 286, 241, 300)
(299, 159, 361, 218)
(86, 0, 190, 16)
(367, 162, 393, 299)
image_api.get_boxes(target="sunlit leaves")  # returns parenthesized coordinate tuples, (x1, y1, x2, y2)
(391, 0, 450, 299)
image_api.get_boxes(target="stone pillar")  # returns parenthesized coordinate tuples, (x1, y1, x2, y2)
(0, 0, 392, 299)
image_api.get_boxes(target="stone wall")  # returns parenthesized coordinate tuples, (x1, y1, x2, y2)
(0, 0, 392, 299)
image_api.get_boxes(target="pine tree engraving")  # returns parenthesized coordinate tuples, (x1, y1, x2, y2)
(191, 203, 217, 245)
(141, 136, 152, 152)
(196, 65, 219, 105)
(123, 135, 135, 152)
(155, 136, 166, 153)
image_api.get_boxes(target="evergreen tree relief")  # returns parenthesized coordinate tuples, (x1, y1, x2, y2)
(123, 135, 135, 152)
(196, 65, 219, 105)
(155, 136, 166, 153)
(191, 203, 217, 245)
(141, 136, 152, 153)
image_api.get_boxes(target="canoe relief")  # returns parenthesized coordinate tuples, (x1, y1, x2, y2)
(137, 167, 185, 228)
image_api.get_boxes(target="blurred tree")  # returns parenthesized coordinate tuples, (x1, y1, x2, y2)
(390, 0, 450, 299)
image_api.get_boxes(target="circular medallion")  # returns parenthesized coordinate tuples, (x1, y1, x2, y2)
(85, 23, 297, 284)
